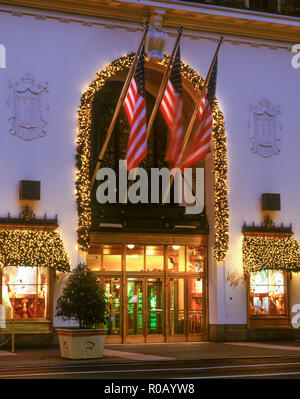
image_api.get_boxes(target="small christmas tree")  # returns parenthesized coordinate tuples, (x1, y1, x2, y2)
(56, 263, 105, 329)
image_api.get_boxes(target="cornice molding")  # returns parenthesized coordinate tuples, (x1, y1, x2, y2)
(0, 0, 300, 43)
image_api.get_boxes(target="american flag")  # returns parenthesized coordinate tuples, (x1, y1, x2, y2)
(180, 54, 218, 170)
(160, 46, 183, 166)
(123, 46, 147, 171)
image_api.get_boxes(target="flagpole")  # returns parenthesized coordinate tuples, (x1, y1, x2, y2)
(162, 37, 223, 205)
(89, 23, 149, 190)
(127, 27, 183, 191)
(145, 27, 183, 140)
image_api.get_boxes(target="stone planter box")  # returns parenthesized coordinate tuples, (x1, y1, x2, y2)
(56, 328, 107, 359)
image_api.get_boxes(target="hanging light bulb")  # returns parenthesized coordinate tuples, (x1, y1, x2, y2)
(172, 245, 180, 250)
(127, 244, 135, 249)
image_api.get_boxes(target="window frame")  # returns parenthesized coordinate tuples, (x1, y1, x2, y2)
(247, 269, 291, 329)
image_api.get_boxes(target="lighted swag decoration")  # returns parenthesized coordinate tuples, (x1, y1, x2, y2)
(242, 236, 300, 274)
(76, 53, 229, 262)
(0, 230, 70, 272)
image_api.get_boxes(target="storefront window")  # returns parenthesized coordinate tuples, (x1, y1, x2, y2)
(167, 246, 185, 272)
(187, 247, 204, 272)
(2, 266, 49, 319)
(102, 245, 122, 271)
(250, 270, 286, 316)
(126, 245, 144, 272)
(146, 246, 164, 272)
(86, 254, 101, 271)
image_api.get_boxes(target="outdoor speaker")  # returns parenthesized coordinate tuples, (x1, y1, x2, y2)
(19, 180, 40, 200)
(262, 193, 280, 211)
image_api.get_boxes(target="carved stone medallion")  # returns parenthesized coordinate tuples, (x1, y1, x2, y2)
(249, 99, 281, 158)
(7, 74, 49, 141)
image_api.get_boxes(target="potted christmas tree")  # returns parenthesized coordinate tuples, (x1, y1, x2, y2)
(56, 263, 107, 359)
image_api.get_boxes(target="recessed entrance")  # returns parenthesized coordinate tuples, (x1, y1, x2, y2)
(89, 236, 208, 344)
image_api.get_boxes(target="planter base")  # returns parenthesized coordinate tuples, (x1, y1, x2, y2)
(56, 328, 107, 359)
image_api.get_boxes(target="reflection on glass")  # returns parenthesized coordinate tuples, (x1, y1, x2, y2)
(187, 247, 204, 272)
(250, 270, 286, 315)
(104, 278, 121, 335)
(169, 278, 185, 335)
(146, 246, 164, 272)
(147, 279, 163, 334)
(127, 278, 143, 335)
(2, 266, 48, 319)
(189, 278, 204, 334)
(102, 245, 122, 271)
(126, 245, 144, 271)
(167, 246, 185, 272)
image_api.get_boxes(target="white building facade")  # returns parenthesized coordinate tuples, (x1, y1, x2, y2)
(0, 0, 300, 345)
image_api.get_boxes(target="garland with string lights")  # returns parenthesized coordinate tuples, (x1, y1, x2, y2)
(76, 54, 229, 262)
(242, 236, 300, 274)
(0, 230, 70, 271)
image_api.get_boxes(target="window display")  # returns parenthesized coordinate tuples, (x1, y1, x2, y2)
(249, 270, 286, 316)
(2, 266, 48, 319)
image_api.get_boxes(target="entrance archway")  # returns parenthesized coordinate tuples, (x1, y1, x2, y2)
(76, 53, 229, 343)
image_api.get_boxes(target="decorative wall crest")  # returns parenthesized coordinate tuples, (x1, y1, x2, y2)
(248, 99, 281, 158)
(7, 74, 49, 141)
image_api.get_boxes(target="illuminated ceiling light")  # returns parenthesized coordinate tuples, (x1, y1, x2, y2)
(172, 245, 180, 250)
(127, 244, 135, 249)
(146, 249, 154, 255)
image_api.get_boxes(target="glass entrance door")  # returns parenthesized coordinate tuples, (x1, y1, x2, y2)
(146, 278, 163, 341)
(168, 277, 206, 341)
(126, 277, 164, 343)
(103, 278, 122, 343)
(188, 278, 205, 340)
(127, 278, 144, 339)
(169, 278, 185, 341)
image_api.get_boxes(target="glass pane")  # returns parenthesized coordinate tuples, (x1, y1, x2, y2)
(104, 278, 121, 335)
(87, 254, 101, 271)
(2, 266, 48, 319)
(37, 267, 48, 318)
(146, 246, 164, 272)
(169, 278, 185, 335)
(147, 278, 163, 334)
(189, 278, 204, 334)
(250, 270, 286, 316)
(102, 245, 122, 271)
(126, 245, 144, 272)
(187, 247, 204, 272)
(167, 246, 185, 272)
(127, 278, 143, 335)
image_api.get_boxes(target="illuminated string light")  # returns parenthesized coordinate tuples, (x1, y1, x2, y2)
(0, 230, 70, 271)
(242, 236, 300, 274)
(76, 53, 229, 262)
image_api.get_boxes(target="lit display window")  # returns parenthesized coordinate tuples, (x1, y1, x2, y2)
(126, 245, 144, 272)
(187, 247, 204, 272)
(167, 246, 185, 272)
(249, 270, 286, 316)
(146, 246, 164, 272)
(102, 245, 122, 271)
(2, 266, 49, 319)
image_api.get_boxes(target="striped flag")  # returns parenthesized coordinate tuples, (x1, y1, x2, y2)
(160, 46, 183, 166)
(123, 46, 147, 171)
(180, 54, 218, 170)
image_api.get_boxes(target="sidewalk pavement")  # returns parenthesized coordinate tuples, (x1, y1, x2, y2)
(1, 340, 300, 367)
